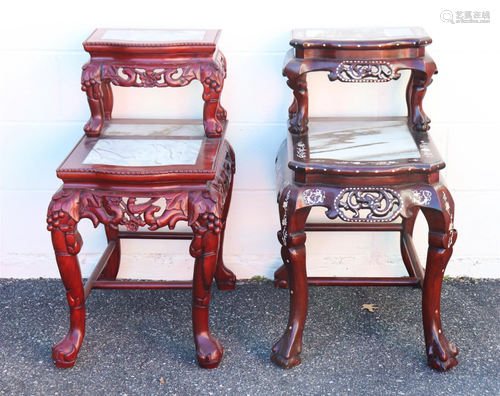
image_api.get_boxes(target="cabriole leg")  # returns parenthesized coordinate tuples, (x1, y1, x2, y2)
(214, 147, 236, 290)
(47, 192, 86, 368)
(421, 189, 459, 371)
(190, 212, 223, 369)
(271, 189, 311, 368)
(287, 73, 309, 134)
(401, 208, 419, 280)
(410, 58, 437, 132)
(100, 225, 121, 280)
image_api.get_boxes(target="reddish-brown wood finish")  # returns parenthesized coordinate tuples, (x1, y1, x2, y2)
(272, 29, 458, 372)
(47, 29, 235, 369)
(81, 29, 226, 138)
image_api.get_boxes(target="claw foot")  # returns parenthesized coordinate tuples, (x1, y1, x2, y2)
(412, 111, 431, 132)
(427, 332, 459, 371)
(204, 118, 223, 138)
(52, 329, 84, 368)
(271, 335, 302, 369)
(84, 117, 103, 137)
(196, 335, 223, 369)
(270, 352, 301, 369)
(215, 273, 236, 291)
(215, 259, 236, 290)
(288, 119, 308, 135)
(274, 278, 289, 289)
(217, 107, 227, 121)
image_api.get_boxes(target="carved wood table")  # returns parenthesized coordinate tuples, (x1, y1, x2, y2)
(271, 28, 459, 372)
(47, 29, 235, 369)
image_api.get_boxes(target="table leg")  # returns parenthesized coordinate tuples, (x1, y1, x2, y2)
(421, 187, 459, 371)
(410, 57, 437, 132)
(190, 210, 223, 369)
(100, 225, 121, 280)
(286, 72, 308, 134)
(101, 81, 114, 121)
(201, 62, 226, 138)
(271, 188, 311, 368)
(214, 146, 236, 290)
(401, 208, 419, 279)
(81, 62, 104, 137)
(47, 191, 86, 368)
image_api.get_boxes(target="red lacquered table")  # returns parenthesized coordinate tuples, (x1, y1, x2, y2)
(47, 29, 235, 369)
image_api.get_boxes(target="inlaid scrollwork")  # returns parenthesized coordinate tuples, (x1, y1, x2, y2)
(281, 190, 291, 246)
(334, 187, 402, 222)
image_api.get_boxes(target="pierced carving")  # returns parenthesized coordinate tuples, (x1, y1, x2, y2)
(82, 52, 227, 137)
(335, 187, 402, 222)
(410, 190, 432, 206)
(101, 64, 200, 88)
(47, 190, 189, 234)
(303, 189, 325, 206)
(211, 148, 233, 194)
(296, 141, 307, 159)
(336, 61, 397, 83)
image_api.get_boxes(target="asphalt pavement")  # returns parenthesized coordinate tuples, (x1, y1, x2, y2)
(0, 278, 498, 395)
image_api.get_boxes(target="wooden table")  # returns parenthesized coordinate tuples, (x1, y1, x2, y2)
(271, 28, 459, 372)
(47, 29, 235, 369)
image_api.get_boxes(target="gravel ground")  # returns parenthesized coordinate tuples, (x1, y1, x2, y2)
(0, 278, 498, 395)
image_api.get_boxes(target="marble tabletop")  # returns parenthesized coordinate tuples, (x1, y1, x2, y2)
(83, 139, 202, 167)
(99, 29, 207, 43)
(101, 122, 206, 137)
(292, 27, 429, 42)
(307, 119, 420, 161)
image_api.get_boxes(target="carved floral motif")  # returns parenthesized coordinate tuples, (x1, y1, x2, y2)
(101, 64, 203, 88)
(47, 190, 190, 234)
(335, 187, 401, 222)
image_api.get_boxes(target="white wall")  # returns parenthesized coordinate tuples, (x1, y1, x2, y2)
(1, 0, 499, 279)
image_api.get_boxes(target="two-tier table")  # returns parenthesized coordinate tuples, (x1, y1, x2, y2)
(271, 28, 459, 372)
(47, 29, 235, 369)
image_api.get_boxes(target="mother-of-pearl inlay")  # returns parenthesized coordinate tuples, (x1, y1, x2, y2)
(293, 27, 427, 41)
(83, 139, 202, 167)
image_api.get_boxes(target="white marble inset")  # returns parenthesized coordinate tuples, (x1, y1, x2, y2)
(102, 123, 205, 137)
(308, 120, 420, 161)
(83, 139, 202, 167)
(100, 30, 207, 43)
(294, 27, 427, 41)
